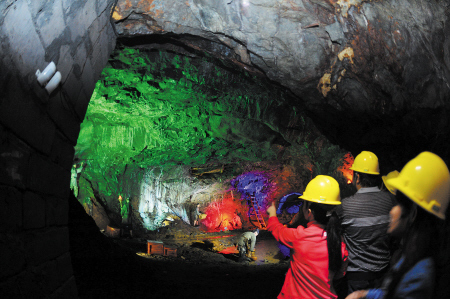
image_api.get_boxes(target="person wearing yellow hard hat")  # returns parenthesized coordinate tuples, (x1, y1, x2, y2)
(337, 151, 397, 295)
(267, 175, 348, 299)
(381, 170, 400, 195)
(346, 151, 450, 299)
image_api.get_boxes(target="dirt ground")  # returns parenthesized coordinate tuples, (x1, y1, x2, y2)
(69, 197, 289, 299)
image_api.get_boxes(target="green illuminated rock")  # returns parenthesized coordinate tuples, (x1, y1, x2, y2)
(74, 47, 348, 231)
(76, 48, 298, 171)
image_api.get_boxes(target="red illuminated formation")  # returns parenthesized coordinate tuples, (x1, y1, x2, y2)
(201, 196, 243, 232)
(200, 168, 306, 232)
(338, 152, 354, 184)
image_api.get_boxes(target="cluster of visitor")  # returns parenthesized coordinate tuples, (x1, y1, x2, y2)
(267, 151, 450, 299)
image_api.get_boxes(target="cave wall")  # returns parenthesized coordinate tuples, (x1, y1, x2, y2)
(0, 0, 116, 296)
(73, 46, 348, 234)
(113, 0, 450, 169)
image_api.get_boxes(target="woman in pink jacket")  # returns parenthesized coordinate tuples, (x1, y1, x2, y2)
(267, 175, 348, 299)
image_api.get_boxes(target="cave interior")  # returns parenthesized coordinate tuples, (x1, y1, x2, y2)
(2, 0, 450, 298)
(69, 35, 357, 298)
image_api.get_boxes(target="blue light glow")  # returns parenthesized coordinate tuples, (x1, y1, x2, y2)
(277, 192, 303, 214)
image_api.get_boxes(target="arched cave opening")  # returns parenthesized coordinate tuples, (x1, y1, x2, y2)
(69, 36, 356, 298)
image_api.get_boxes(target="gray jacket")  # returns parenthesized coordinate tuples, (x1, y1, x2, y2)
(237, 231, 257, 251)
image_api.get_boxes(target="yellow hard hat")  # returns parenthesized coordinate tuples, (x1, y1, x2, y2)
(350, 151, 380, 175)
(382, 170, 400, 194)
(387, 152, 450, 220)
(299, 175, 341, 205)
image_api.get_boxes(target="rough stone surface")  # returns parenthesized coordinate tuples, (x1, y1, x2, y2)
(2, 1, 46, 85)
(49, 276, 78, 299)
(0, 234, 26, 279)
(24, 227, 70, 266)
(58, 45, 74, 83)
(113, 0, 450, 169)
(49, 132, 76, 171)
(35, 0, 66, 48)
(27, 153, 70, 198)
(63, 70, 84, 109)
(46, 95, 82, 146)
(23, 192, 46, 230)
(0, 186, 23, 233)
(46, 195, 69, 226)
(66, 0, 98, 43)
(0, 1, 117, 297)
(0, 127, 32, 189)
(0, 87, 56, 155)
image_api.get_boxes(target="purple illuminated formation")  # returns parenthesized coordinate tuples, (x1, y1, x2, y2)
(231, 171, 273, 207)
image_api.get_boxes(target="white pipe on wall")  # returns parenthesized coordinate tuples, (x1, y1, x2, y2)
(45, 71, 61, 94)
(36, 62, 56, 86)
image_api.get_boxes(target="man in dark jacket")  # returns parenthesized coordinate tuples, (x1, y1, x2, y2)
(337, 151, 396, 295)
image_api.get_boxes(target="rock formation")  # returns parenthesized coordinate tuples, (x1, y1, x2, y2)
(113, 0, 450, 169)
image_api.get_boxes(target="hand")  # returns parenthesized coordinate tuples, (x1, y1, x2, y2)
(266, 201, 277, 217)
(345, 290, 369, 299)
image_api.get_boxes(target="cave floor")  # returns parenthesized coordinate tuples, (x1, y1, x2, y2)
(71, 217, 289, 299)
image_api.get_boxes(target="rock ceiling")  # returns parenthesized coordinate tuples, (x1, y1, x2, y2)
(111, 0, 450, 169)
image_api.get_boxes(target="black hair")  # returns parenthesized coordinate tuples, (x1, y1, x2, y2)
(384, 191, 445, 298)
(354, 171, 382, 188)
(305, 201, 343, 273)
